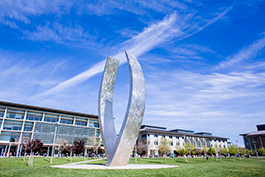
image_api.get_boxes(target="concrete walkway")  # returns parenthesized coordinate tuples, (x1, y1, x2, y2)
(51, 158, 179, 170)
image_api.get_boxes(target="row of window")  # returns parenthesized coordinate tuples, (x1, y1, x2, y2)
(142, 133, 225, 143)
(1, 116, 99, 128)
(0, 108, 99, 127)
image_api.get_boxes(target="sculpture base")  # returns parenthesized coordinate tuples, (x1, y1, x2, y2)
(51, 164, 179, 170)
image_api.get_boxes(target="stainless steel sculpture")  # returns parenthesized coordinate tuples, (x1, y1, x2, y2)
(98, 51, 145, 166)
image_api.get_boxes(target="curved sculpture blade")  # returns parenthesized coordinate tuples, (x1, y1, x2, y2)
(106, 51, 146, 166)
(98, 56, 120, 158)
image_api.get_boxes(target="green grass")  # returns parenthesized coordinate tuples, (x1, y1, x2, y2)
(0, 157, 264, 177)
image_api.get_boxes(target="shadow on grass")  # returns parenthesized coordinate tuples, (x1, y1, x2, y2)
(174, 159, 190, 163)
(43, 158, 50, 163)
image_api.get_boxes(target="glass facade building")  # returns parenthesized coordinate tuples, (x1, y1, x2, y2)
(0, 101, 100, 157)
(240, 124, 265, 152)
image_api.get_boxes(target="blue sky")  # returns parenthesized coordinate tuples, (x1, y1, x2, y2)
(1, 0, 265, 146)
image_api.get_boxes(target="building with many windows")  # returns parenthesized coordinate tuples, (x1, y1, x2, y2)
(0, 101, 100, 157)
(137, 125, 229, 156)
(240, 124, 265, 152)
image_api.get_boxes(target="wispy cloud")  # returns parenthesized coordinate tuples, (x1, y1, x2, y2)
(38, 12, 179, 96)
(23, 23, 93, 43)
(39, 7, 231, 96)
(0, 0, 72, 27)
(216, 34, 265, 70)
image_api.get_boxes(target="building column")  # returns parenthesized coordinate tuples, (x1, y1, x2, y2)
(4, 145, 7, 157)
(16, 144, 20, 157)
(248, 137, 253, 151)
(7, 143, 11, 157)
(259, 136, 264, 148)
(84, 147, 87, 156)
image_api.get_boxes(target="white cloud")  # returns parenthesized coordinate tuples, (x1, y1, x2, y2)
(38, 12, 180, 96)
(217, 35, 265, 70)
(39, 6, 232, 96)
(23, 23, 92, 43)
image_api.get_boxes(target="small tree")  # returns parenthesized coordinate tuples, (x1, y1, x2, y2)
(247, 150, 253, 156)
(239, 147, 247, 156)
(183, 143, 195, 156)
(137, 142, 148, 157)
(67, 143, 75, 161)
(208, 147, 216, 155)
(73, 140, 85, 155)
(175, 146, 185, 156)
(228, 144, 238, 156)
(55, 138, 68, 158)
(157, 138, 171, 164)
(25, 139, 43, 166)
(202, 146, 208, 156)
(220, 148, 228, 155)
(258, 147, 265, 156)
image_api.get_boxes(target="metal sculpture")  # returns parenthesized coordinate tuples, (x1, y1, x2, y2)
(98, 51, 145, 166)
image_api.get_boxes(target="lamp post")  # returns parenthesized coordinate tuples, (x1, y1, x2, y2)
(235, 140, 241, 160)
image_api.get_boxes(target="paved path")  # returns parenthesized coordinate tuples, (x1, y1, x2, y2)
(51, 158, 179, 170)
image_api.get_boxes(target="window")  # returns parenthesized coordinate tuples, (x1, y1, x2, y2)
(44, 117, 58, 123)
(75, 120, 86, 126)
(142, 134, 147, 138)
(26, 112, 42, 121)
(96, 129, 100, 137)
(60, 119, 73, 125)
(154, 134, 158, 138)
(0, 132, 20, 142)
(154, 141, 158, 145)
(0, 108, 4, 117)
(169, 136, 172, 139)
(21, 133, 31, 142)
(6, 112, 24, 120)
(176, 136, 179, 139)
(171, 142, 173, 146)
(3, 120, 23, 131)
(89, 119, 99, 128)
(162, 135, 165, 138)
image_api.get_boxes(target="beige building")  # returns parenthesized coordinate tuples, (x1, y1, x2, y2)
(137, 125, 228, 156)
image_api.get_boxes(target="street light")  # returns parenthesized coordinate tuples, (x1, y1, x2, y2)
(235, 140, 241, 160)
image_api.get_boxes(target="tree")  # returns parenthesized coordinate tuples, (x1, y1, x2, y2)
(183, 143, 195, 155)
(73, 140, 85, 155)
(258, 147, 265, 156)
(24, 139, 43, 166)
(55, 138, 68, 157)
(228, 144, 238, 156)
(137, 142, 148, 157)
(86, 137, 100, 156)
(175, 146, 185, 156)
(219, 148, 228, 155)
(247, 150, 252, 156)
(239, 147, 247, 156)
(208, 147, 216, 155)
(202, 146, 208, 155)
(67, 143, 75, 161)
(157, 138, 171, 163)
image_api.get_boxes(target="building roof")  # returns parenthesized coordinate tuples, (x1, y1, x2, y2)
(257, 124, 265, 131)
(140, 126, 228, 140)
(240, 130, 265, 136)
(0, 100, 98, 118)
(140, 125, 166, 130)
(170, 129, 194, 133)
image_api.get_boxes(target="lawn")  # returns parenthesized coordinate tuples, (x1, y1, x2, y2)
(0, 156, 264, 177)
